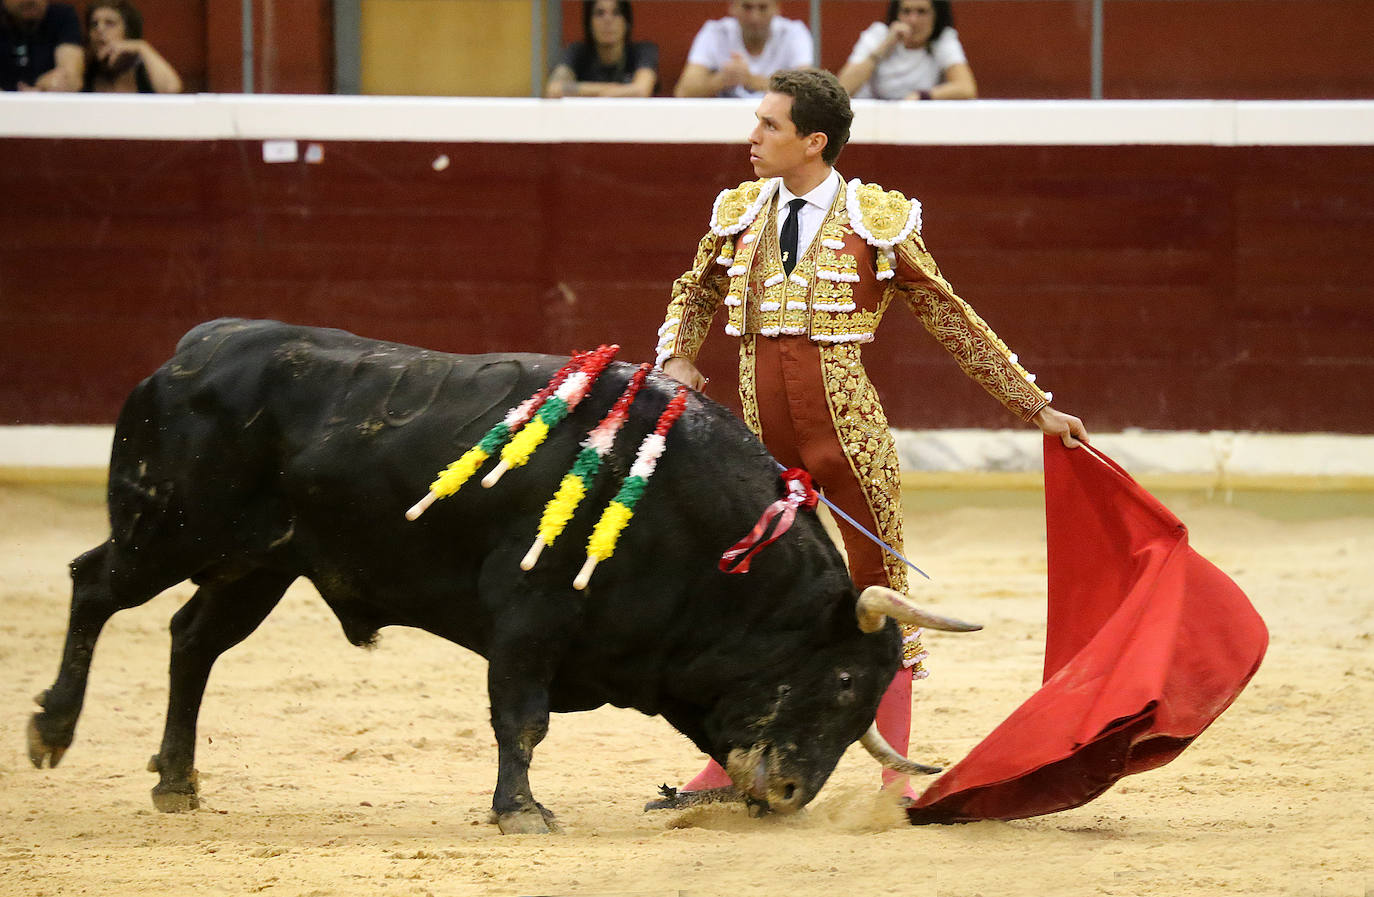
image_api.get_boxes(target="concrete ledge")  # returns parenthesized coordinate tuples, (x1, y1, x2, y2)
(894, 429, 1374, 478)
(0, 426, 114, 471)
(3, 95, 1372, 146)
(899, 470, 1374, 493)
(3, 425, 1371, 489)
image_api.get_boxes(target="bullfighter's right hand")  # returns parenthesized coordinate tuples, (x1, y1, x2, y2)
(663, 357, 708, 392)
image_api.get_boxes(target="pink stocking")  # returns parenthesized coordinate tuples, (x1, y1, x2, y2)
(683, 758, 734, 791)
(877, 666, 917, 798)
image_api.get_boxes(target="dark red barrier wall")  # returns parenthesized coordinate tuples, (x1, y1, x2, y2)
(2, 138, 1371, 432)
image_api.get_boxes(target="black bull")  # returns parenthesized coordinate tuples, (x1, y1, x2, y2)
(28, 318, 976, 833)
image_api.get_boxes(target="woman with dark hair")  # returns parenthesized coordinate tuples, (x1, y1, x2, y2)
(544, 0, 658, 98)
(837, 0, 975, 100)
(82, 0, 180, 93)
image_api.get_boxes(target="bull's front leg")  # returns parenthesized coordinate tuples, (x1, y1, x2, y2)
(486, 653, 557, 834)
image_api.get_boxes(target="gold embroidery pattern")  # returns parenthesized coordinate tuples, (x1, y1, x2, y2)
(815, 246, 860, 291)
(782, 231, 816, 336)
(661, 231, 729, 363)
(850, 182, 916, 245)
(737, 335, 761, 436)
(809, 310, 880, 342)
(896, 240, 1049, 421)
(726, 219, 764, 336)
(812, 274, 855, 306)
(818, 342, 905, 590)
(744, 202, 785, 334)
(743, 198, 822, 338)
(713, 179, 774, 235)
(807, 197, 878, 342)
(817, 342, 926, 671)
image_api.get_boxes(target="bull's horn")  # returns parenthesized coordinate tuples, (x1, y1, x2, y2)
(859, 723, 942, 776)
(855, 585, 981, 634)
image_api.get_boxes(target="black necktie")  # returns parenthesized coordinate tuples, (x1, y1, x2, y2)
(779, 197, 806, 275)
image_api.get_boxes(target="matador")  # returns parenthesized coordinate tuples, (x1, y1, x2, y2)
(651, 68, 1086, 806)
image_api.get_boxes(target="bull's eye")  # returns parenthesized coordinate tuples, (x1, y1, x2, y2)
(838, 672, 853, 691)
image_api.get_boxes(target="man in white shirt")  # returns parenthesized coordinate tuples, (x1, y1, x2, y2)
(674, 0, 813, 99)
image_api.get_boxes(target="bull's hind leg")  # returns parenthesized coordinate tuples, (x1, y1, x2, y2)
(29, 541, 174, 768)
(149, 569, 294, 811)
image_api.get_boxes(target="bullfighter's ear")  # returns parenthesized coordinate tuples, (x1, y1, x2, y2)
(855, 586, 981, 634)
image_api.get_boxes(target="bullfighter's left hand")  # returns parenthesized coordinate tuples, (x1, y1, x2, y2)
(1033, 406, 1088, 448)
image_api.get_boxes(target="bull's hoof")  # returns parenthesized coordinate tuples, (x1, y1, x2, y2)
(496, 810, 559, 835)
(149, 759, 201, 813)
(496, 811, 550, 835)
(151, 783, 200, 813)
(493, 802, 558, 835)
(27, 714, 69, 769)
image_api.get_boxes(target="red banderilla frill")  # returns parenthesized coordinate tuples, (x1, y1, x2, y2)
(718, 467, 819, 574)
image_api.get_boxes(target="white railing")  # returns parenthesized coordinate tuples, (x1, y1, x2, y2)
(4, 94, 1374, 146)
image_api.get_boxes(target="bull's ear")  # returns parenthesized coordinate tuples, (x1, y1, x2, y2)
(855, 586, 981, 634)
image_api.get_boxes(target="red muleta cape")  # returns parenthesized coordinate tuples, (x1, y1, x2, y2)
(907, 437, 1268, 823)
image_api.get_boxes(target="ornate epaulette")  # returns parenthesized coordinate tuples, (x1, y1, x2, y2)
(846, 179, 922, 250)
(710, 178, 780, 237)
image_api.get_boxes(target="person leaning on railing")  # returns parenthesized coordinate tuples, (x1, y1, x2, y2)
(82, 0, 181, 93)
(545, 0, 658, 98)
(837, 0, 976, 101)
(1, 0, 82, 91)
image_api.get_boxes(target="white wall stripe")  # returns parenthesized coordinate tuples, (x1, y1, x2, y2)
(3, 96, 1372, 146)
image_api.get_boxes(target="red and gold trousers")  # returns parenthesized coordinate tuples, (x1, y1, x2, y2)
(738, 334, 927, 672)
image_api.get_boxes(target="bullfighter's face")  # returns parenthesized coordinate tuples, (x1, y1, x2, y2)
(748, 92, 823, 182)
(704, 621, 898, 814)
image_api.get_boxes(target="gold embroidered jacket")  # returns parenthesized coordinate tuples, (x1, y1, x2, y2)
(655, 176, 1051, 422)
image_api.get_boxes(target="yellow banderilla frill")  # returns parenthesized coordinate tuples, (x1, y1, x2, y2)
(587, 500, 634, 562)
(538, 474, 586, 545)
(430, 446, 489, 497)
(501, 416, 550, 470)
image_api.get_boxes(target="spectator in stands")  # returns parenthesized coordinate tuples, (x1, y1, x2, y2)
(1, 0, 82, 91)
(82, 1, 181, 93)
(837, 0, 976, 100)
(674, 0, 812, 99)
(545, 0, 657, 98)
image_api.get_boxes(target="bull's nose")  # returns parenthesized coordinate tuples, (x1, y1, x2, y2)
(768, 779, 804, 814)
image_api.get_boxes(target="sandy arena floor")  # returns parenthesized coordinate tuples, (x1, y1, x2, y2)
(1, 481, 1370, 897)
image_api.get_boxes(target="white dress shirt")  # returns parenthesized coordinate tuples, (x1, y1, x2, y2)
(685, 15, 814, 98)
(847, 24, 968, 100)
(775, 169, 843, 257)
